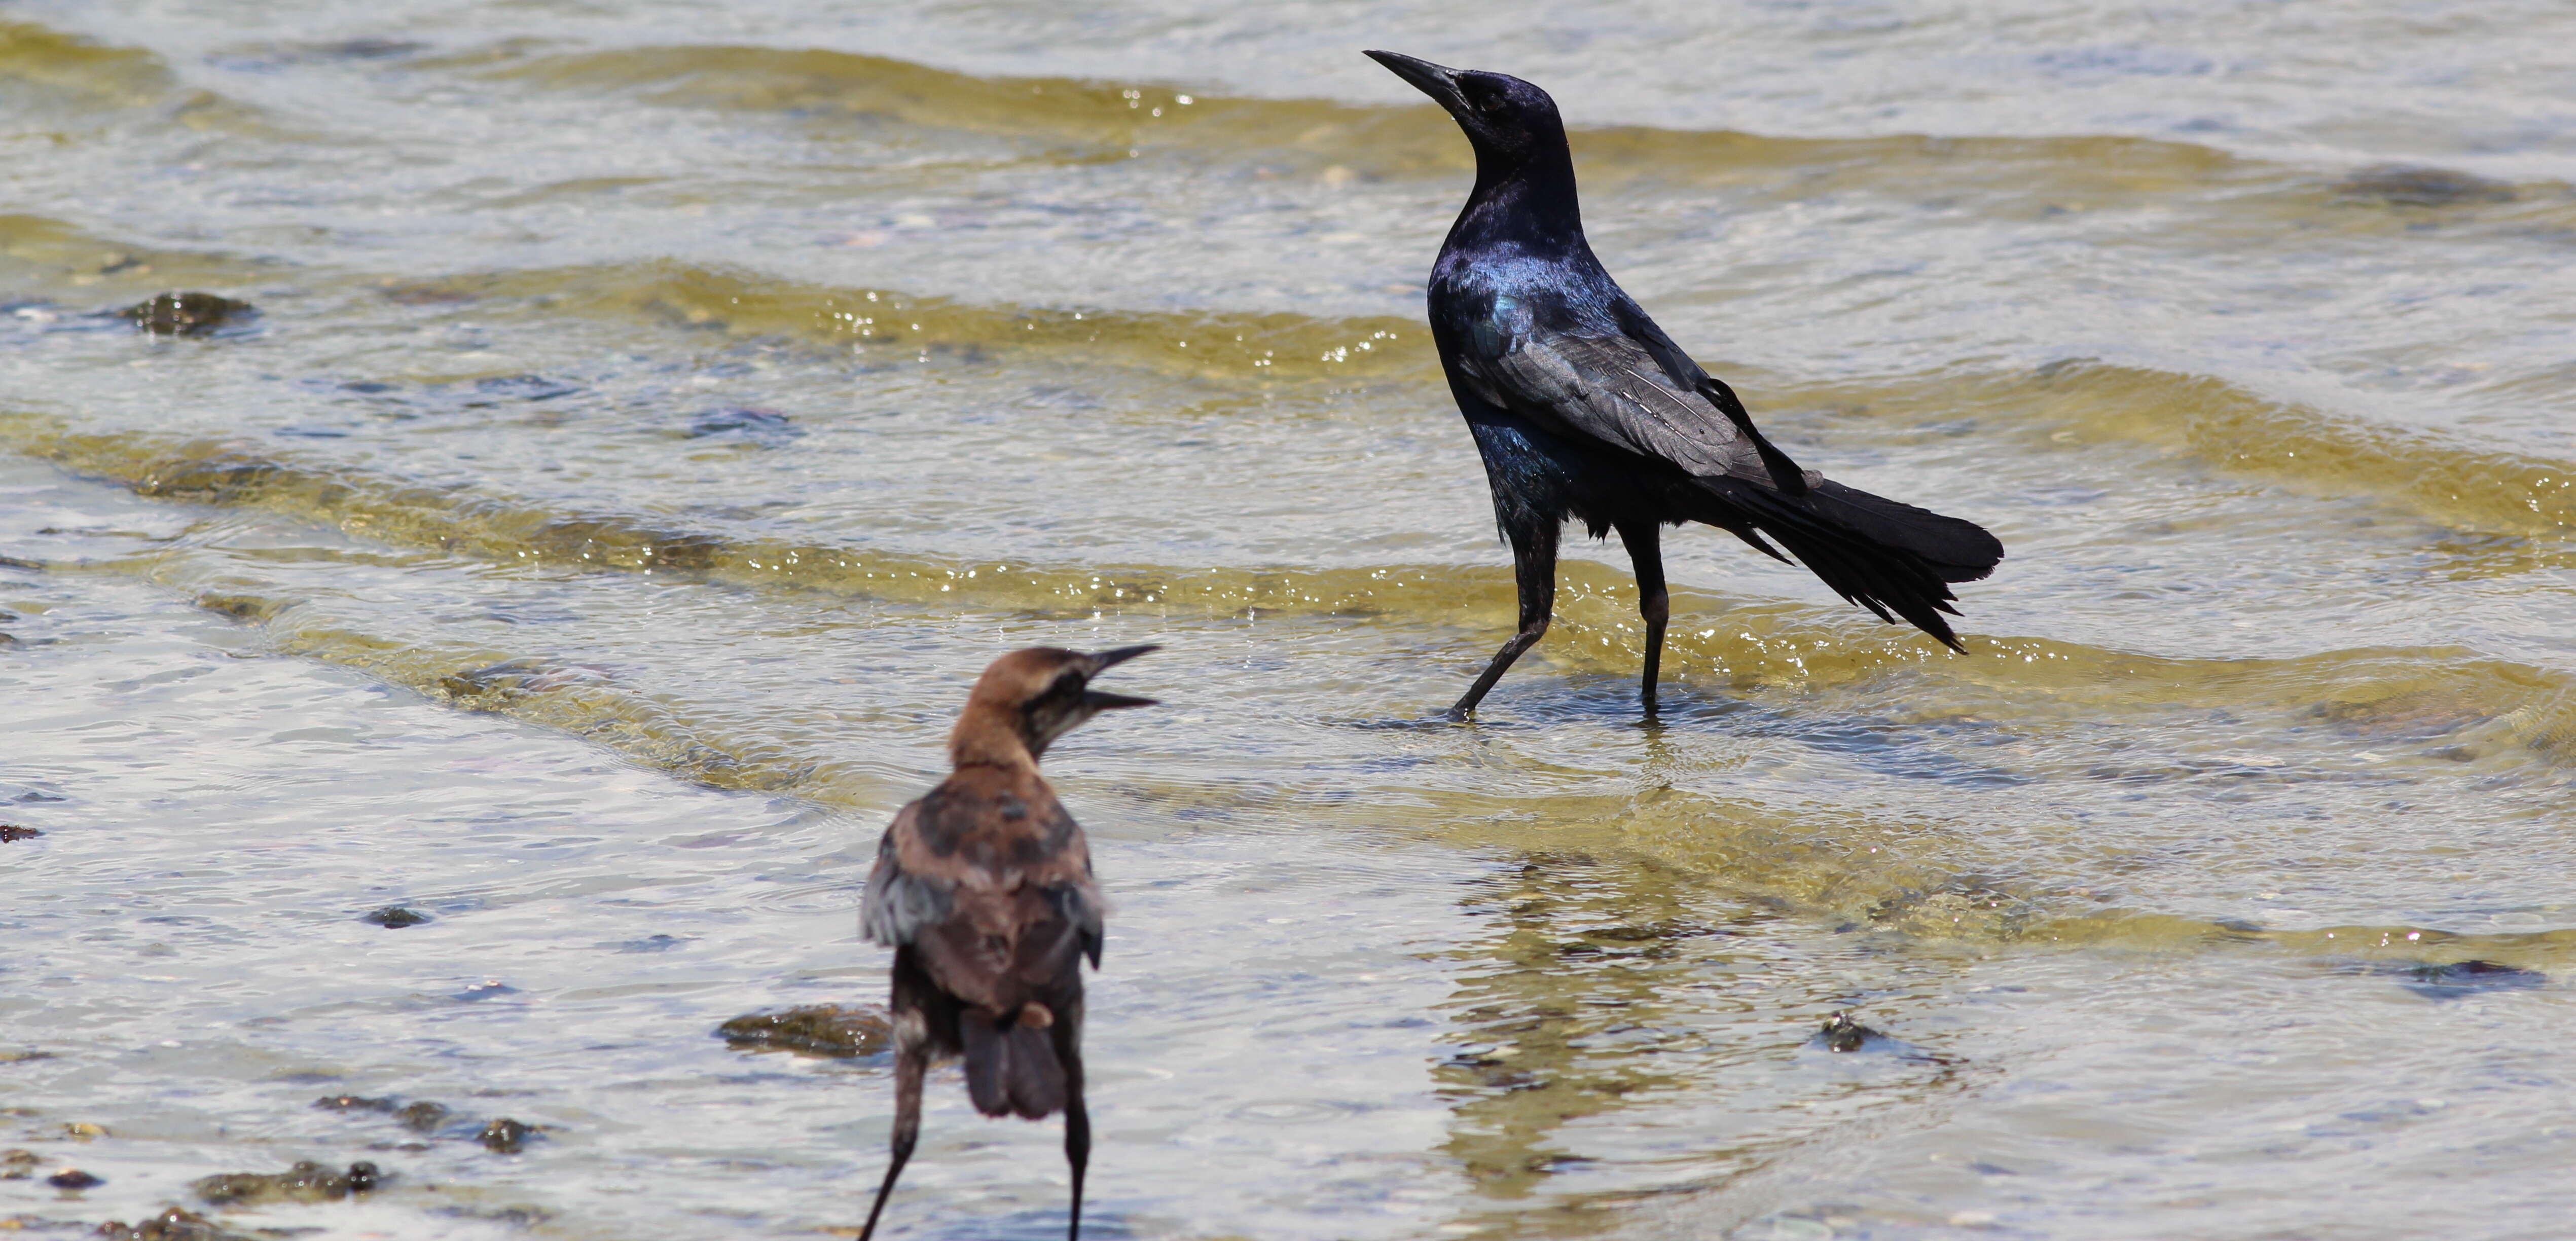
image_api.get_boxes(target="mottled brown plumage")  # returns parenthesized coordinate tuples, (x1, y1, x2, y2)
(854, 645, 1156, 1241)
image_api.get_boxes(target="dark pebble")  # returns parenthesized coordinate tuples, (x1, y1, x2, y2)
(1820, 1011, 1879, 1052)
(479, 1118, 532, 1154)
(48, 1168, 103, 1189)
(0, 824, 42, 842)
(360, 906, 431, 928)
(716, 1005, 892, 1057)
(118, 292, 258, 336)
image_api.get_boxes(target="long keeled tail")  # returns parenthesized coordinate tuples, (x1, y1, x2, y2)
(961, 1006, 1068, 1120)
(1706, 477, 2004, 649)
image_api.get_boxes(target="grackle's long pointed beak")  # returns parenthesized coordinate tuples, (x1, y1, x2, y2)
(1364, 50, 1465, 113)
(1082, 644, 1159, 710)
(1087, 644, 1158, 672)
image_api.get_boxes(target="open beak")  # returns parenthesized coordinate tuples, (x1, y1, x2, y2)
(1082, 645, 1159, 710)
(1364, 50, 1465, 114)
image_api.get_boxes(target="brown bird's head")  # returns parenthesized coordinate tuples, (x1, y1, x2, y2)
(949, 645, 1158, 769)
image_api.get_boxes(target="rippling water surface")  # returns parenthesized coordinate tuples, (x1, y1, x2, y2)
(5, 3, 2574, 1238)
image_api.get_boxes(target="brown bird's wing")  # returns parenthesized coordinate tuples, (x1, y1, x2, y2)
(860, 780, 1103, 1015)
(860, 799, 952, 951)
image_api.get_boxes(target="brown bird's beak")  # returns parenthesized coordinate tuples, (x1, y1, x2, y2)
(1365, 50, 1466, 114)
(1082, 645, 1159, 711)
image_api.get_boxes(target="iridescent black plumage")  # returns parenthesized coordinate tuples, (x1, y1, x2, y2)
(1367, 51, 2005, 718)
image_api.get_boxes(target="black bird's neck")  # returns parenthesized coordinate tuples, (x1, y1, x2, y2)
(1447, 146, 1586, 258)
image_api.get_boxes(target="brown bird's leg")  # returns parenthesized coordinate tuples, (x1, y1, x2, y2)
(858, 1027, 926, 1241)
(1450, 519, 1559, 719)
(1055, 1017, 1090, 1241)
(1615, 518, 1670, 715)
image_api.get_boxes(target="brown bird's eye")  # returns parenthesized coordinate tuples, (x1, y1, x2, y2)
(1476, 88, 1505, 114)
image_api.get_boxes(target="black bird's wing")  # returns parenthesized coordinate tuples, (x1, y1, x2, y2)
(1457, 294, 1810, 495)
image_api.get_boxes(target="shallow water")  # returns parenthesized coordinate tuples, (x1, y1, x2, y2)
(4, 3, 2573, 1238)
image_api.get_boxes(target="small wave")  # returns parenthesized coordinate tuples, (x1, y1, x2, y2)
(0, 20, 274, 136)
(2024, 359, 2576, 538)
(470, 43, 2576, 218)
(12, 420, 2575, 763)
(376, 258, 1430, 383)
(487, 43, 1458, 174)
(0, 213, 278, 302)
(0, 20, 174, 114)
(352, 258, 2576, 544)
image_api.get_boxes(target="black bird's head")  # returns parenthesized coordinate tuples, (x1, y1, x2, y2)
(1365, 50, 1569, 175)
(953, 645, 1158, 765)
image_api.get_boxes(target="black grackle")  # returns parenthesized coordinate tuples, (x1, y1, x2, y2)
(1367, 51, 2004, 718)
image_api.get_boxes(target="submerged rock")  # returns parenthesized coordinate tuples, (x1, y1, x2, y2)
(2402, 959, 2549, 1000)
(94, 1206, 263, 1241)
(1819, 1011, 1880, 1052)
(359, 906, 431, 928)
(2334, 164, 2516, 207)
(716, 1005, 892, 1058)
(2, 1148, 35, 1179)
(117, 292, 259, 336)
(397, 1101, 452, 1133)
(192, 1160, 381, 1206)
(685, 407, 803, 444)
(0, 824, 42, 842)
(477, 1118, 532, 1154)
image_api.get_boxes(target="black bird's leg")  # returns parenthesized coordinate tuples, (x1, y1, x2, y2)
(1450, 519, 1559, 719)
(1055, 1019, 1090, 1241)
(1615, 518, 1669, 714)
(858, 1022, 926, 1241)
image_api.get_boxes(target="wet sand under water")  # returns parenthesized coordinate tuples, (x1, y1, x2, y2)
(5, 3, 2575, 1239)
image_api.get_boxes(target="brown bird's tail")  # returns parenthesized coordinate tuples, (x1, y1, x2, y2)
(1704, 477, 2004, 650)
(960, 1004, 1068, 1120)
